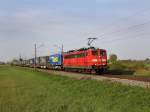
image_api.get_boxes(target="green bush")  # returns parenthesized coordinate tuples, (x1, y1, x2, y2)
(108, 60, 150, 76)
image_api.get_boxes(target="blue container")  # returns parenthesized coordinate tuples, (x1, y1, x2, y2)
(48, 54, 62, 66)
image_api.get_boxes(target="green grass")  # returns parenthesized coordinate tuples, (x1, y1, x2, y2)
(0, 65, 150, 112)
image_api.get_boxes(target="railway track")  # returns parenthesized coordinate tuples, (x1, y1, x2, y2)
(38, 69, 150, 88)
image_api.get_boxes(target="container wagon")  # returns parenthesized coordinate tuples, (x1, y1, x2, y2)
(48, 53, 63, 70)
(39, 56, 49, 68)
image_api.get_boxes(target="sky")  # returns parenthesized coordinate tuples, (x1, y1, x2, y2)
(0, 0, 150, 61)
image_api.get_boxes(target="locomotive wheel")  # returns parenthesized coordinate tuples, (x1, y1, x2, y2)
(96, 69, 104, 75)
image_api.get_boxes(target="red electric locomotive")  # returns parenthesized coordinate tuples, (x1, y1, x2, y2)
(63, 47, 107, 74)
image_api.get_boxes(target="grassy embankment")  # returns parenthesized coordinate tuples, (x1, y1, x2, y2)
(0, 65, 150, 112)
(108, 60, 150, 76)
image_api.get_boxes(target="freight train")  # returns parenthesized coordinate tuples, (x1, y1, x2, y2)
(21, 47, 107, 74)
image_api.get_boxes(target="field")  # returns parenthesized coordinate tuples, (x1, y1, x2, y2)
(0, 65, 150, 112)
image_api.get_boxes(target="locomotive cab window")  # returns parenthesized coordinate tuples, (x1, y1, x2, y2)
(100, 50, 106, 56)
(92, 50, 98, 56)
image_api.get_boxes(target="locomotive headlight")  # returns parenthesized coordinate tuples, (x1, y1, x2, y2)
(92, 59, 98, 62)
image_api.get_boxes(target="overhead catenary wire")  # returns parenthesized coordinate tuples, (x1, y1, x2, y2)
(89, 19, 150, 47)
(96, 7, 150, 38)
(93, 13, 150, 44)
(98, 20, 150, 39)
(27, 7, 150, 55)
(60, 8, 150, 47)
(99, 32, 150, 45)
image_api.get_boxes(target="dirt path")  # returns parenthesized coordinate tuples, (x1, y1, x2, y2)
(38, 69, 150, 88)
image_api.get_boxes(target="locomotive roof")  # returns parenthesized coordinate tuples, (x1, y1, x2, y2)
(66, 47, 102, 53)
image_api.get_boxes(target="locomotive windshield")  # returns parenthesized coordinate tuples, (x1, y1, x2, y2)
(92, 50, 98, 56)
(100, 50, 106, 56)
(92, 49, 106, 56)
